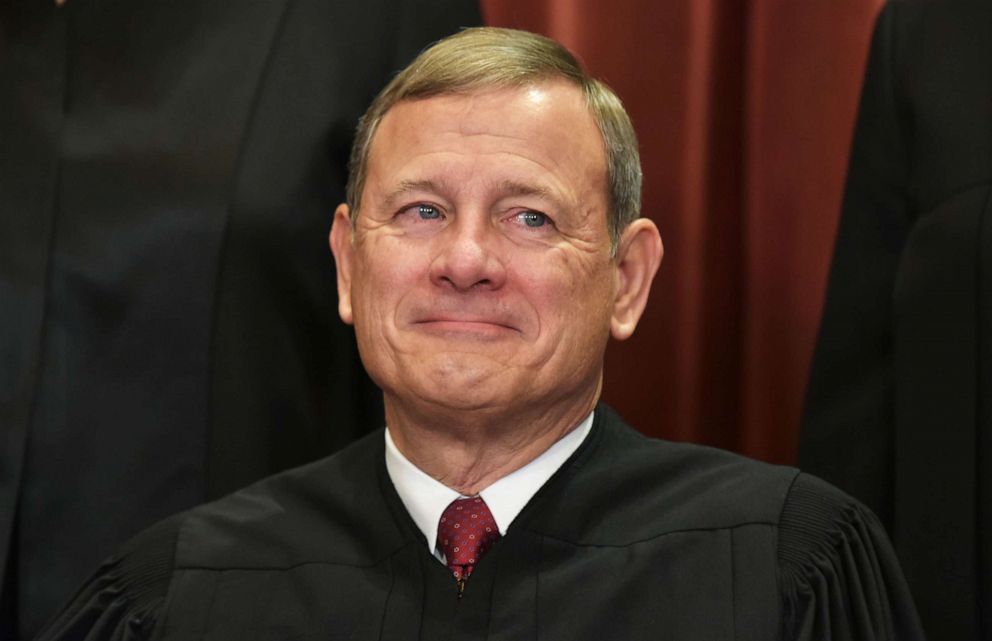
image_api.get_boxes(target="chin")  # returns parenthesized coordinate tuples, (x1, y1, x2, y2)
(425, 391, 504, 413)
(412, 356, 515, 407)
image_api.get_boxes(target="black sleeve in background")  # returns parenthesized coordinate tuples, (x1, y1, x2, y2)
(798, 1, 912, 529)
(0, 3, 67, 629)
(800, 3, 992, 638)
(778, 474, 925, 641)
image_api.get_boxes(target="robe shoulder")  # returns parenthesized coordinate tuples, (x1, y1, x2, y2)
(529, 405, 801, 543)
(33, 429, 393, 641)
(34, 513, 183, 641)
(172, 428, 406, 570)
(778, 473, 926, 641)
(568, 407, 926, 640)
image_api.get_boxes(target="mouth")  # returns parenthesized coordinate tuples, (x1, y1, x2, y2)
(411, 317, 520, 340)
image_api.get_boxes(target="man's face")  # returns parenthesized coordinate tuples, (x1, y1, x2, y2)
(332, 82, 621, 420)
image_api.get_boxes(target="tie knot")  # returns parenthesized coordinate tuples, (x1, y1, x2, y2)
(436, 496, 500, 582)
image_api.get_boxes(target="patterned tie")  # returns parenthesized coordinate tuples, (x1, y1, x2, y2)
(436, 496, 500, 593)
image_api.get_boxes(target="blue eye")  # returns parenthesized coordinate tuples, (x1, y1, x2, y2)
(418, 204, 440, 220)
(518, 211, 547, 227)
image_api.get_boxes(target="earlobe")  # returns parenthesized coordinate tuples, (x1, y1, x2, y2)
(610, 218, 663, 340)
(329, 204, 355, 325)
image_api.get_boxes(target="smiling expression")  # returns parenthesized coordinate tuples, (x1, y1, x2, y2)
(331, 81, 622, 421)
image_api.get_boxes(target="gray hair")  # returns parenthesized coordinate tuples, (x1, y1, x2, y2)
(345, 27, 642, 254)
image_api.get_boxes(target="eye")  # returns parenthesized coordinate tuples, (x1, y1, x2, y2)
(515, 210, 550, 228)
(396, 203, 445, 226)
(418, 204, 441, 220)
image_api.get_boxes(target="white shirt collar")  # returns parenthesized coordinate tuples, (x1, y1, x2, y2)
(384, 412, 594, 558)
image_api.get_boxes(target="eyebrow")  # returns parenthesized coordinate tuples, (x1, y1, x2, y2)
(381, 179, 448, 211)
(492, 179, 555, 200)
(380, 177, 563, 211)
(492, 180, 570, 215)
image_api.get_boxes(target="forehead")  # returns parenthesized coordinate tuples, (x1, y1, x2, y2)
(364, 82, 608, 205)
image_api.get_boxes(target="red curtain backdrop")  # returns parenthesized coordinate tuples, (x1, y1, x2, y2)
(481, 0, 884, 464)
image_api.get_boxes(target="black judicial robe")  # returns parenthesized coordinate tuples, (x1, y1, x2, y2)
(0, 1, 480, 637)
(801, 2, 992, 639)
(38, 407, 923, 641)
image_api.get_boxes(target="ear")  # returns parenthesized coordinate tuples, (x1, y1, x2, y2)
(610, 218, 663, 341)
(329, 203, 355, 325)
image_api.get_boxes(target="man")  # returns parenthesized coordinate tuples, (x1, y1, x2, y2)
(39, 28, 924, 640)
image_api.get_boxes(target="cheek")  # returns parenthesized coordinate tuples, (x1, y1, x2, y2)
(521, 254, 614, 341)
(348, 244, 420, 384)
(352, 240, 421, 316)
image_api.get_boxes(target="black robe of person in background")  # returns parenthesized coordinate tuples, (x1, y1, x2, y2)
(0, 1, 481, 637)
(801, 1, 992, 639)
(37, 406, 924, 641)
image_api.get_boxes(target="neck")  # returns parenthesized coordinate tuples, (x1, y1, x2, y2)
(385, 391, 599, 496)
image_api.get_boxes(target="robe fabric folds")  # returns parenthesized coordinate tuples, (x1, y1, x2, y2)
(38, 406, 924, 641)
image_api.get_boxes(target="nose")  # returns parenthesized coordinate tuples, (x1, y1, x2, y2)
(429, 217, 507, 292)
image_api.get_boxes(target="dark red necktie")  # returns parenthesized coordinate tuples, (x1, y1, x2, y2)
(436, 496, 500, 592)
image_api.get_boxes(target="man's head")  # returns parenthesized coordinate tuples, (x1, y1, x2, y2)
(330, 27, 662, 430)
(345, 27, 642, 255)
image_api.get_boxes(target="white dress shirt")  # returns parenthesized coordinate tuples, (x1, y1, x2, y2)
(384, 412, 594, 560)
